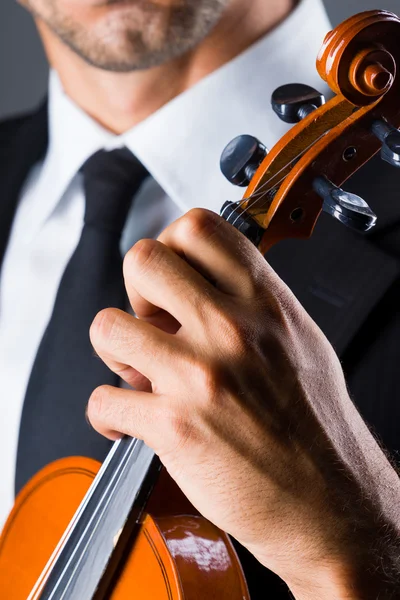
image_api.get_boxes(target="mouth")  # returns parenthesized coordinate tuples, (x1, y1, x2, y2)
(97, 0, 163, 10)
(104, 0, 137, 5)
(100, 0, 177, 6)
(96, 0, 143, 7)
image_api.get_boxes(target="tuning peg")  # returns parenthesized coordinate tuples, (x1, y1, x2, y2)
(220, 134, 268, 187)
(313, 176, 377, 233)
(371, 120, 400, 168)
(271, 83, 325, 123)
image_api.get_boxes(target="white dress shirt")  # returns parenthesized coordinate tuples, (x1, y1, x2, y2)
(0, 0, 331, 528)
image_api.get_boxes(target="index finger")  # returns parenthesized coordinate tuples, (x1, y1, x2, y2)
(158, 208, 270, 298)
(123, 237, 220, 328)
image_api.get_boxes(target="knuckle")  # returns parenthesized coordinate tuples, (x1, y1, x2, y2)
(190, 357, 224, 406)
(214, 307, 255, 355)
(164, 403, 199, 459)
(92, 308, 138, 357)
(125, 238, 161, 273)
(189, 293, 212, 327)
(268, 283, 303, 331)
(91, 308, 121, 344)
(258, 285, 308, 358)
(168, 407, 191, 441)
(247, 263, 270, 298)
(178, 208, 219, 243)
(88, 385, 111, 420)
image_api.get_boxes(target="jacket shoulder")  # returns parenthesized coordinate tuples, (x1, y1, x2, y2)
(0, 103, 48, 154)
(0, 111, 37, 140)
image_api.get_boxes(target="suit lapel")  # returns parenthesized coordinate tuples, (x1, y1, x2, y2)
(5, 105, 113, 495)
(268, 158, 400, 356)
(0, 103, 48, 274)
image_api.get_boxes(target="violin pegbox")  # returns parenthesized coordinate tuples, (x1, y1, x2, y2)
(269, 82, 376, 232)
(220, 9, 400, 254)
(220, 81, 375, 238)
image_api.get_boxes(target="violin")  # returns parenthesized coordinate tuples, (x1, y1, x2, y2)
(1, 9, 400, 599)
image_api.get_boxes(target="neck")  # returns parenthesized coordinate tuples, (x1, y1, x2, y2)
(38, 0, 295, 134)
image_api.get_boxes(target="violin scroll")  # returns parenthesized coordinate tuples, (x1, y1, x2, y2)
(317, 10, 397, 106)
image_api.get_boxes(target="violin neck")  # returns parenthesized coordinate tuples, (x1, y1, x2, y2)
(30, 437, 161, 600)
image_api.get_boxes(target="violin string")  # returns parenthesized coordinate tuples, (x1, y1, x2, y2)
(26, 439, 126, 600)
(224, 172, 288, 229)
(46, 438, 140, 600)
(220, 173, 282, 227)
(226, 168, 294, 230)
(226, 132, 328, 230)
(225, 157, 301, 229)
(226, 134, 322, 215)
(233, 133, 325, 216)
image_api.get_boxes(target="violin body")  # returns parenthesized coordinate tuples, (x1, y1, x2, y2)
(0, 457, 249, 599)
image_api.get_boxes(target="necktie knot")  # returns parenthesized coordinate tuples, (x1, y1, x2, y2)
(80, 147, 148, 235)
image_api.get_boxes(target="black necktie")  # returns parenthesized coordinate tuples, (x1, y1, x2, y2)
(16, 148, 148, 492)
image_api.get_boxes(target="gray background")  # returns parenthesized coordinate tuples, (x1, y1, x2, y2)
(0, 0, 399, 119)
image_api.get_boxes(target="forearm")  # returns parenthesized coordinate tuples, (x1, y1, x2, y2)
(255, 407, 400, 599)
(305, 387, 400, 597)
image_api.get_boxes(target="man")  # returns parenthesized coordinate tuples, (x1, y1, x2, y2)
(0, 0, 399, 597)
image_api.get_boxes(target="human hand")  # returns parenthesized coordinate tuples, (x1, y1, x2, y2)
(88, 208, 400, 599)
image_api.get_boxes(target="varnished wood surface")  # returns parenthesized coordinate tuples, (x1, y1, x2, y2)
(26, 439, 162, 600)
(0, 457, 99, 599)
(0, 458, 249, 599)
(239, 10, 400, 253)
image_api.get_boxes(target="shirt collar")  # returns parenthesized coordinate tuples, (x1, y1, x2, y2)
(26, 73, 117, 238)
(32, 0, 331, 233)
(124, 0, 331, 214)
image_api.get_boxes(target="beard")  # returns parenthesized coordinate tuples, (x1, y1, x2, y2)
(23, 0, 230, 72)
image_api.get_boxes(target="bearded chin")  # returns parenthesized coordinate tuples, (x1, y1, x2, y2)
(35, 0, 230, 72)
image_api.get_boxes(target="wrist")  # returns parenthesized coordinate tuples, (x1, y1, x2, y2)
(284, 561, 369, 600)
(254, 542, 400, 600)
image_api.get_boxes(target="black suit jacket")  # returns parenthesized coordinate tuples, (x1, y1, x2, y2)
(1, 104, 399, 598)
